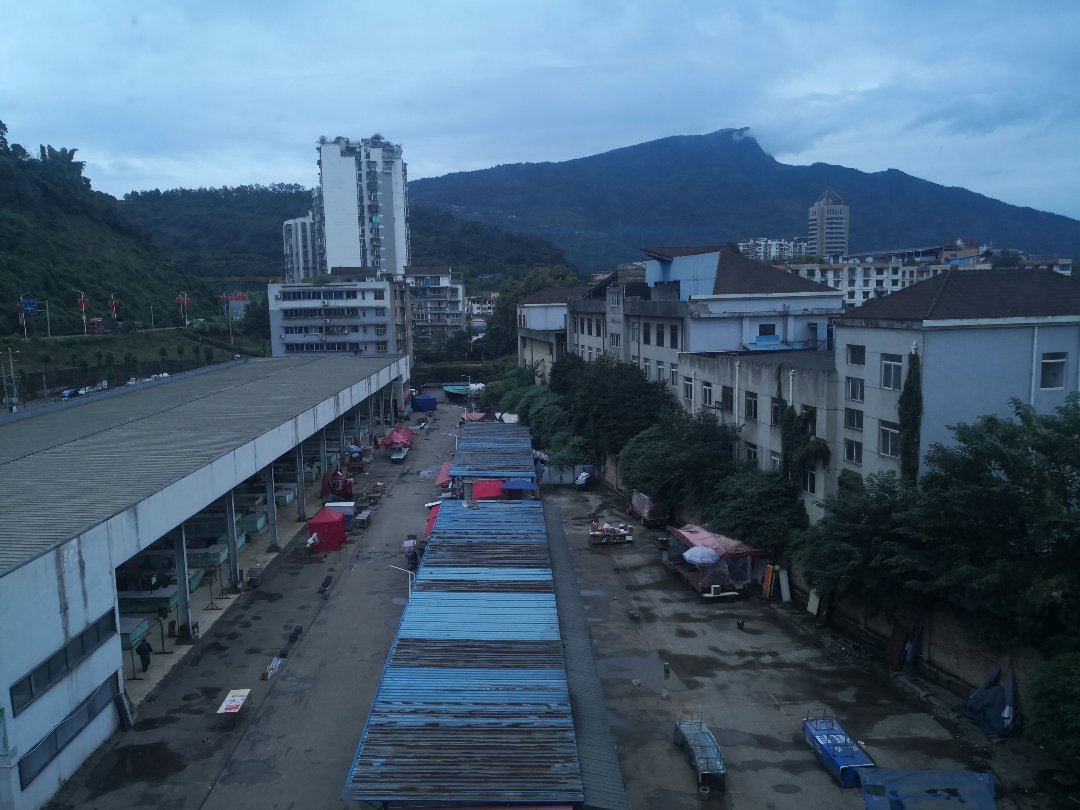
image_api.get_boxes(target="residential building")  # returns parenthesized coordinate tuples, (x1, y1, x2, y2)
(807, 187, 849, 259)
(832, 268, 1080, 480)
(405, 266, 465, 351)
(268, 270, 410, 357)
(1021, 256, 1074, 275)
(517, 286, 588, 380)
(737, 236, 812, 262)
(282, 214, 316, 282)
(466, 294, 497, 317)
(311, 135, 411, 279)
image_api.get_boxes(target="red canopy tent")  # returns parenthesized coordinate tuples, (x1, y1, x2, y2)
(381, 426, 417, 448)
(471, 480, 506, 500)
(424, 503, 441, 537)
(435, 461, 452, 489)
(307, 508, 346, 553)
(667, 524, 765, 558)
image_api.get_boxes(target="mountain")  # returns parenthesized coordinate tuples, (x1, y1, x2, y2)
(0, 122, 216, 336)
(408, 128, 1080, 276)
(122, 186, 574, 293)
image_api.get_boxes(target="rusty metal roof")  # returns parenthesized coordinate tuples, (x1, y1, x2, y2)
(342, 500, 584, 805)
(450, 423, 536, 480)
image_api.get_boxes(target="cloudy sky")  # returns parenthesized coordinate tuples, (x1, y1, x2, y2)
(2, 1, 1078, 218)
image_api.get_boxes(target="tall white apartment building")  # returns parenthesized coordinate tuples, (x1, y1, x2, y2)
(282, 214, 315, 282)
(312, 135, 411, 279)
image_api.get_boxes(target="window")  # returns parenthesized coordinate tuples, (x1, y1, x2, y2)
(701, 381, 713, 407)
(609, 333, 621, 349)
(10, 610, 116, 716)
(588, 346, 595, 361)
(744, 391, 758, 421)
(631, 322, 639, 343)
(1041, 352, 1068, 389)
(881, 353, 903, 390)
(643, 359, 650, 378)
(643, 322, 651, 345)
(844, 407, 864, 431)
(879, 420, 901, 457)
(770, 452, 781, 471)
(758, 323, 776, 337)
(683, 377, 693, 402)
(720, 386, 734, 413)
(670, 324, 679, 349)
(518, 312, 526, 328)
(670, 363, 678, 387)
(578, 317, 584, 334)
(608, 289, 621, 309)
(802, 405, 817, 436)
(631, 354, 639, 364)
(846, 376, 864, 402)
(656, 325, 665, 348)
(745, 442, 758, 466)
(801, 466, 817, 495)
(771, 397, 783, 426)
(587, 319, 593, 336)
(656, 361, 665, 382)
(845, 439, 863, 464)
(847, 344, 866, 365)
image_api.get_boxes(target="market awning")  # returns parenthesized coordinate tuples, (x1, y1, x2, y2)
(667, 524, 765, 558)
(471, 480, 506, 499)
(502, 479, 538, 491)
(424, 503, 441, 536)
(382, 426, 417, 447)
(435, 461, 452, 489)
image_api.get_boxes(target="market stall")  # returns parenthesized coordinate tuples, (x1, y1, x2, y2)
(307, 508, 347, 554)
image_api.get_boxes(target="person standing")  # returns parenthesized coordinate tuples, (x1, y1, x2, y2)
(136, 638, 153, 673)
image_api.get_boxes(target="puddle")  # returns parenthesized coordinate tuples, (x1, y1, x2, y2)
(595, 653, 688, 693)
(132, 715, 180, 731)
(85, 741, 185, 798)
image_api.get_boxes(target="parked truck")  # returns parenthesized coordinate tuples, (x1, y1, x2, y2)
(628, 489, 670, 527)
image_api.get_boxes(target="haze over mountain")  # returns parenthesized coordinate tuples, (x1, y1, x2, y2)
(409, 128, 1080, 277)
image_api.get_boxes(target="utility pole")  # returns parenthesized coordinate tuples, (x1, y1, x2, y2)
(7, 348, 18, 412)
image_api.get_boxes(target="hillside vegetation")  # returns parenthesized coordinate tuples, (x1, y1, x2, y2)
(0, 121, 217, 336)
(409, 128, 1080, 276)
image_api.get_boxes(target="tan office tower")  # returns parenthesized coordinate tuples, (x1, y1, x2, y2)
(808, 187, 849, 259)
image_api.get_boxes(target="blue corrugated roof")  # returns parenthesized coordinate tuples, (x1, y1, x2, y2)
(343, 498, 584, 805)
(450, 423, 537, 479)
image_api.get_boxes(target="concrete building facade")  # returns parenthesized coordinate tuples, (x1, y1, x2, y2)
(282, 214, 316, 282)
(404, 267, 465, 351)
(807, 187, 850, 259)
(516, 286, 588, 381)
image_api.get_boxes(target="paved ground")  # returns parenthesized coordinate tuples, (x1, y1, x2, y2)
(48, 406, 1062, 809)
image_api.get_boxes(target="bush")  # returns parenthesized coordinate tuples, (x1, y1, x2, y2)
(1028, 653, 1080, 763)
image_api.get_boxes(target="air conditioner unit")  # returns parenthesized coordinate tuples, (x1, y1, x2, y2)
(274, 294, 281, 300)
(280, 333, 286, 339)
(324, 319, 330, 324)
(321, 300, 329, 306)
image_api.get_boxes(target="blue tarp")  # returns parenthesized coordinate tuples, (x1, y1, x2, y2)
(412, 394, 437, 412)
(860, 769, 996, 809)
(502, 479, 538, 491)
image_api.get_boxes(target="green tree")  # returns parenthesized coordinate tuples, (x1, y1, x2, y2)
(176, 344, 186, 368)
(898, 350, 923, 484)
(203, 347, 213, 364)
(704, 469, 807, 558)
(792, 470, 926, 619)
(158, 346, 168, 370)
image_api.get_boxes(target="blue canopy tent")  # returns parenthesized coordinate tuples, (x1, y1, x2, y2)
(501, 479, 538, 491)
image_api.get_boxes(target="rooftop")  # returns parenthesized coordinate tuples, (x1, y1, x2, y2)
(520, 286, 590, 305)
(837, 269, 1080, 322)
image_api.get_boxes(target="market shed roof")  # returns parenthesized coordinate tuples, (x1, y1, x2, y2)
(0, 356, 405, 578)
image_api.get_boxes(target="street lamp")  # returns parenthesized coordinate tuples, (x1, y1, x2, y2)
(388, 565, 415, 600)
(7, 348, 19, 412)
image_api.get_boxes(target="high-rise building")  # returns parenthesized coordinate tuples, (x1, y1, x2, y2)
(282, 214, 315, 282)
(312, 135, 411, 279)
(807, 187, 849, 258)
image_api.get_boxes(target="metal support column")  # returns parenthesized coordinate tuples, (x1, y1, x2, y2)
(264, 467, 280, 552)
(320, 429, 328, 476)
(224, 491, 240, 587)
(295, 445, 307, 520)
(174, 523, 193, 636)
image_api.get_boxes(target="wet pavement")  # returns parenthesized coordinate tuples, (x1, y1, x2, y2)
(47, 413, 1064, 809)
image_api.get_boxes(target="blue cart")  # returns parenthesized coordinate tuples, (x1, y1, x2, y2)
(802, 714, 875, 788)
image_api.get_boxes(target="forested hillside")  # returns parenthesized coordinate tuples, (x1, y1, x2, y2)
(409, 128, 1080, 276)
(121, 185, 576, 293)
(121, 184, 312, 280)
(0, 121, 215, 336)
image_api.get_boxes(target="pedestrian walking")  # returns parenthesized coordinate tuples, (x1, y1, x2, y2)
(136, 639, 153, 672)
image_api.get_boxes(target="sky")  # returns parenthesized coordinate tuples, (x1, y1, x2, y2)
(2, 0, 1078, 219)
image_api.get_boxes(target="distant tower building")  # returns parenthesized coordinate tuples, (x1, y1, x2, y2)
(282, 214, 315, 282)
(808, 187, 849, 258)
(312, 135, 411, 279)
